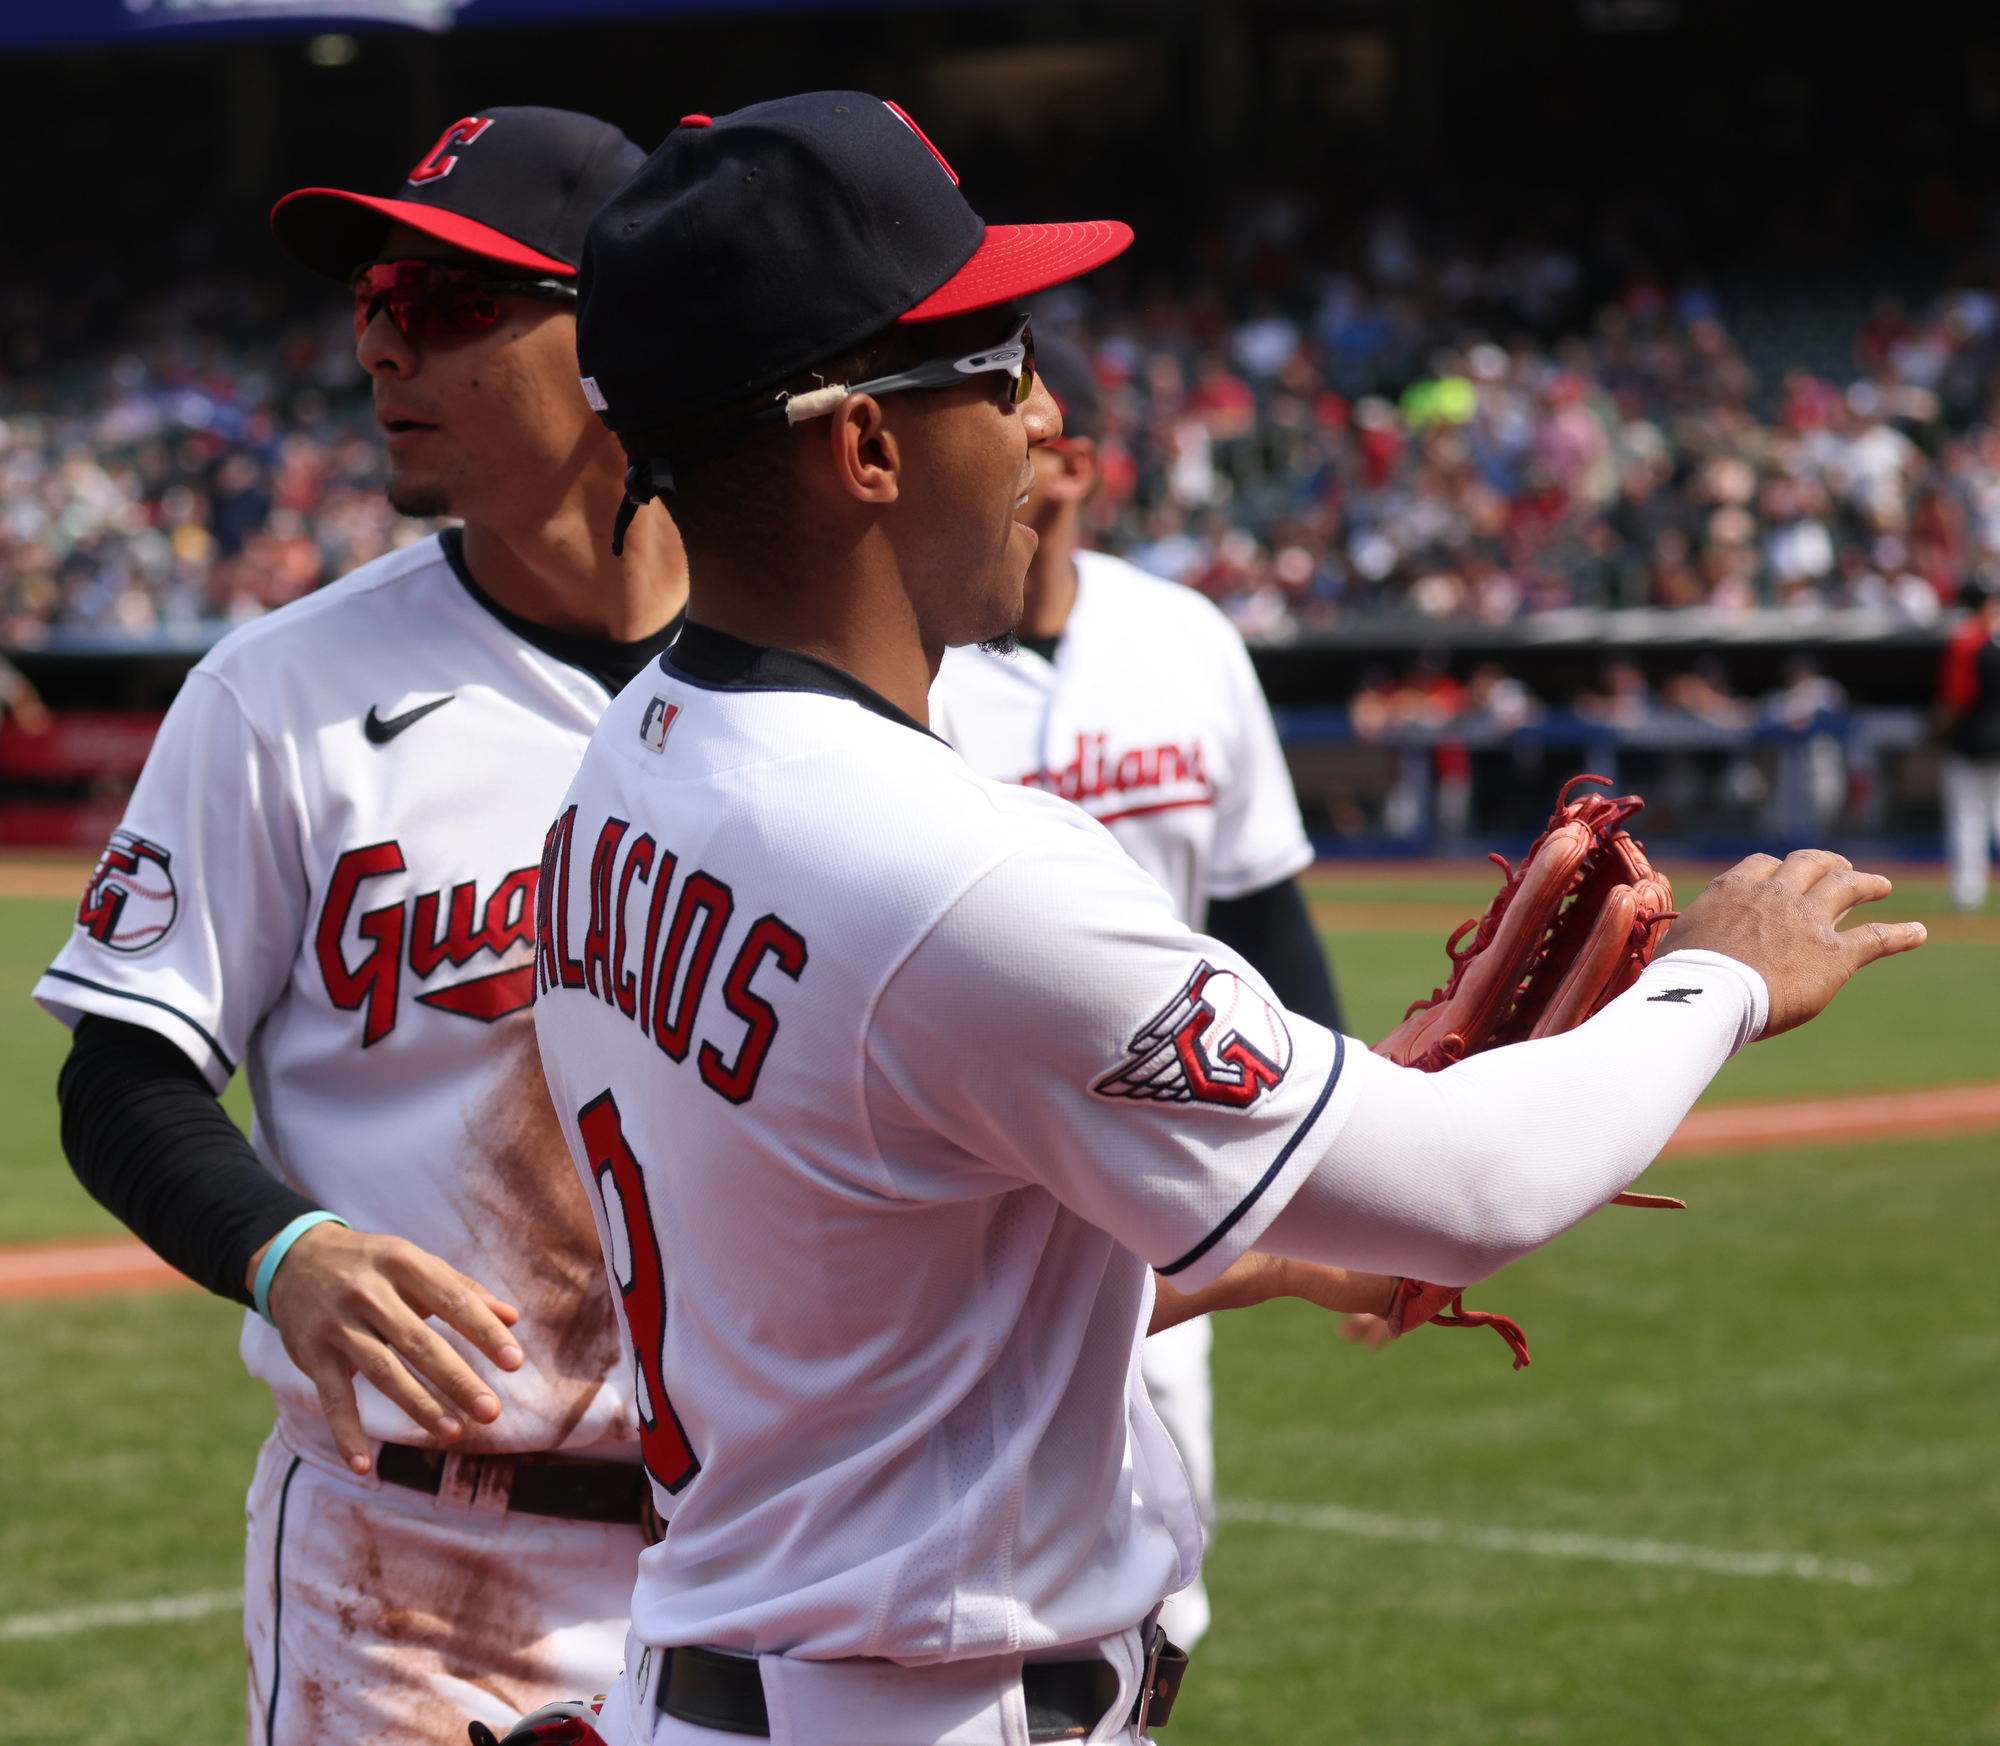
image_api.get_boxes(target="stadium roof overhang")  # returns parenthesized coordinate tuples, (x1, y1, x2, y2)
(0, 0, 959, 56)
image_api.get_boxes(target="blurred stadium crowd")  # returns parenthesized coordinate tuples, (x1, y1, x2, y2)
(3, 207, 2000, 648)
(0, 280, 432, 647)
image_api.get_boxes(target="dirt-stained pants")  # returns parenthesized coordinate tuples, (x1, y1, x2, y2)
(245, 1425, 643, 1746)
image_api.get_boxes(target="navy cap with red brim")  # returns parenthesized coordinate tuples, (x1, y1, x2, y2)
(576, 93, 1133, 434)
(270, 105, 646, 284)
(272, 189, 577, 280)
(898, 219, 1134, 324)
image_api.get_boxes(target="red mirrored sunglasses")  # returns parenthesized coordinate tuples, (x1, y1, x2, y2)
(351, 259, 577, 344)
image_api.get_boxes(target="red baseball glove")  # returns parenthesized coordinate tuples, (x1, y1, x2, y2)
(1365, 774, 1683, 1370)
(469, 1700, 609, 1746)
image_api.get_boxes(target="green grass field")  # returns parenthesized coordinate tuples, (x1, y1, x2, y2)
(3, 877, 1997, 1741)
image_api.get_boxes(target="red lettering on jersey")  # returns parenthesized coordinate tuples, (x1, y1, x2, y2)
(483, 866, 538, 955)
(652, 872, 732, 1062)
(409, 882, 481, 977)
(583, 818, 629, 1002)
(611, 834, 656, 1020)
(407, 115, 493, 185)
(317, 842, 407, 1046)
(698, 915, 809, 1105)
(412, 866, 541, 989)
(535, 811, 566, 993)
(577, 1091, 700, 1494)
(637, 846, 679, 1038)
(552, 806, 586, 989)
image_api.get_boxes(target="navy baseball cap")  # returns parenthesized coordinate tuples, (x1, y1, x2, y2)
(575, 93, 1133, 432)
(272, 106, 647, 283)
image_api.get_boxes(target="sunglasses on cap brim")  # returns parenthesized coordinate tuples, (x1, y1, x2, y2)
(352, 259, 577, 344)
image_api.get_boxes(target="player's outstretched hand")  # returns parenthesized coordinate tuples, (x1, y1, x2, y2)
(1149, 1254, 1397, 1335)
(1658, 849, 1926, 1038)
(249, 1222, 524, 1475)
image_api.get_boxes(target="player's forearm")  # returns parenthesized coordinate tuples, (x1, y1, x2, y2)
(59, 1015, 320, 1306)
(1259, 951, 1768, 1286)
(1149, 1253, 1394, 1333)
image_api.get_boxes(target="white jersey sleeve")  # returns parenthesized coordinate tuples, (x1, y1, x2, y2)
(39, 668, 305, 1089)
(1204, 607, 1313, 901)
(864, 830, 1361, 1292)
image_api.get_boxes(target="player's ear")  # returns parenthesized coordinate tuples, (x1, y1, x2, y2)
(826, 393, 901, 506)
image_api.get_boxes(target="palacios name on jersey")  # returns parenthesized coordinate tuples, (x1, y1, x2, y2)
(315, 845, 541, 1044)
(532, 803, 809, 1109)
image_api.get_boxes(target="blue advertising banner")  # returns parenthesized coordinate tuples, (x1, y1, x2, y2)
(0, 0, 936, 56)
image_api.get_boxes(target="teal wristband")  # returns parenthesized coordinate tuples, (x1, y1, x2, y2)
(254, 1212, 350, 1325)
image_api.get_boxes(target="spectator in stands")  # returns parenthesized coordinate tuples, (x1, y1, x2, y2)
(1936, 577, 2000, 911)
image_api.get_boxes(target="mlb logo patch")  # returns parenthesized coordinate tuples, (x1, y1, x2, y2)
(640, 697, 680, 752)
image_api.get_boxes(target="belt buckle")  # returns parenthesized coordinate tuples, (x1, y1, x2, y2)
(1134, 1627, 1164, 1740)
(1131, 1627, 1187, 1738)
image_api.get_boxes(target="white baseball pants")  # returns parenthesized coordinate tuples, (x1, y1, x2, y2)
(1942, 754, 2000, 912)
(244, 1426, 642, 1746)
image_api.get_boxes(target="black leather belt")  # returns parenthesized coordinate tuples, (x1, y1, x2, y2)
(655, 1635, 1187, 1740)
(378, 1441, 655, 1530)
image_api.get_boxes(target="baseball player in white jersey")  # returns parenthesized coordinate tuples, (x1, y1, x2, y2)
(37, 110, 687, 1745)
(531, 93, 1921, 1746)
(930, 329, 1342, 1648)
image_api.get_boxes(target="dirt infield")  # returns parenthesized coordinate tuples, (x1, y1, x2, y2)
(0, 856, 96, 902)
(0, 1238, 192, 1301)
(5, 1079, 1995, 1301)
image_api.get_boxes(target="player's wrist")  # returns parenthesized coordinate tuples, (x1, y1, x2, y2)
(252, 1210, 352, 1324)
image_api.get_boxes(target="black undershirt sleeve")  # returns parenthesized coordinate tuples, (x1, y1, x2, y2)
(1204, 876, 1345, 1034)
(58, 1014, 318, 1307)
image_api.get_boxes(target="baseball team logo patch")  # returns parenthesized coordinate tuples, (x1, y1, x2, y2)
(77, 830, 179, 954)
(1093, 961, 1292, 1109)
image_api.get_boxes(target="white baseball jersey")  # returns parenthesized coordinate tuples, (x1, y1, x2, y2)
(532, 626, 1365, 1673)
(37, 531, 659, 1458)
(929, 550, 1312, 927)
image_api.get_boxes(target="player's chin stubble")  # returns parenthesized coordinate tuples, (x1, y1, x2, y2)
(979, 629, 1020, 657)
(387, 473, 453, 520)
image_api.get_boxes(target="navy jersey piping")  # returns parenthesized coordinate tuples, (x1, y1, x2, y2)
(664, 622, 941, 740)
(42, 968, 238, 1076)
(1156, 1031, 1345, 1277)
(439, 527, 684, 696)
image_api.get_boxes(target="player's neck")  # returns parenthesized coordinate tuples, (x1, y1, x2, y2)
(1018, 501, 1082, 641)
(685, 541, 937, 728)
(458, 486, 688, 645)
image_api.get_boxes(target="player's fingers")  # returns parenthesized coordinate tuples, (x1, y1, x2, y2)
(305, 1359, 380, 1475)
(1771, 847, 1853, 893)
(1836, 918, 1928, 969)
(338, 1325, 469, 1441)
(1807, 866, 1893, 926)
(365, 1301, 504, 1426)
(383, 1247, 525, 1370)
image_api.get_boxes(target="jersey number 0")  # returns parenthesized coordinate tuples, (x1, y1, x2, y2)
(577, 1090, 700, 1494)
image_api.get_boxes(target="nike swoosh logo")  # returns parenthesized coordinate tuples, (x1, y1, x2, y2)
(364, 696, 455, 745)
(1646, 988, 1704, 1004)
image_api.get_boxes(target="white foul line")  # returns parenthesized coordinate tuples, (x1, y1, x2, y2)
(0, 1587, 243, 1642)
(1219, 1499, 1895, 1588)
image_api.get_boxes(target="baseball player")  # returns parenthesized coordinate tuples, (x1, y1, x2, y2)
(37, 109, 685, 1745)
(930, 328, 1341, 1647)
(536, 94, 1922, 1746)
(1936, 577, 2000, 911)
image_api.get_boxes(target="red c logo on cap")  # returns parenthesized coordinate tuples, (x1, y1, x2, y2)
(408, 115, 494, 186)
